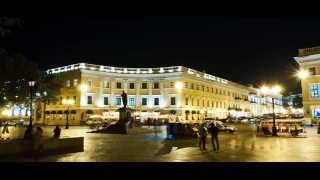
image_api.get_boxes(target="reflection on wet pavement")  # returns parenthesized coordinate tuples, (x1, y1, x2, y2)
(2, 124, 320, 162)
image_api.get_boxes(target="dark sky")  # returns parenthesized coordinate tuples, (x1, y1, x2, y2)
(1, 17, 320, 95)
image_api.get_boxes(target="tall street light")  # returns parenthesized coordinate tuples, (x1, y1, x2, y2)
(261, 85, 281, 136)
(298, 70, 310, 125)
(28, 79, 36, 136)
(62, 99, 74, 129)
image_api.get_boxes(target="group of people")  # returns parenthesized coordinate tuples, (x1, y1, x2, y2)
(23, 125, 61, 140)
(199, 122, 219, 151)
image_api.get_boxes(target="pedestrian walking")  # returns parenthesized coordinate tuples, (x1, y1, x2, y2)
(199, 123, 207, 150)
(154, 120, 158, 137)
(208, 123, 219, 151)
(33, 127, 43, 152)
(1, 121, 9, 139)
(54, 125, 61, 137)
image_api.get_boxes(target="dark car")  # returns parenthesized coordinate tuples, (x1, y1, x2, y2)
(217, 123, 237, 133)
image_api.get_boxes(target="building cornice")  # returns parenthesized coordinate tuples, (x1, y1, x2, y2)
(294, 54, 320, 64)
(46, 62, 255, 93)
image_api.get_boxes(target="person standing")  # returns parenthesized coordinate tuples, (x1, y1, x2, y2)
(209, 123, 219, 151)
(199, 123, 207, 150)
(2, 121, 9, 139)
(54, 125, 61, 137)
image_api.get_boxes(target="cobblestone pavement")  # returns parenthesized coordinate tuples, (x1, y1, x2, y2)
(1, 124, 320, 162)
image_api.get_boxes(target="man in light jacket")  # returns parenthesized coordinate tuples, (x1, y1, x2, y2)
(199, 123, 207, 150)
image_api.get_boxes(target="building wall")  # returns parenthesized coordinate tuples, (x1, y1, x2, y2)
(294, 46, 320, 121)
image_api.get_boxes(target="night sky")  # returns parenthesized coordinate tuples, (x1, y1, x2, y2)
(1, 17, 320, 95)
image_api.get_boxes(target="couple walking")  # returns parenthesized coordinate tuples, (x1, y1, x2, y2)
(199, 122, 219, 151)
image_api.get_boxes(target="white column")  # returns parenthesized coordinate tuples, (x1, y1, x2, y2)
(123, 79, 128, 92)
(98, 77, 104, 107)
(148, 80, 153, 108)
(110, 78, 115, 107)
(160, 79, 164, 108)
(136, 80, 140, 108)
(80, 90, 86, 106)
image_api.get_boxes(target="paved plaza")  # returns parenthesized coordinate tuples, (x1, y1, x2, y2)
(1, 123, 319, 162)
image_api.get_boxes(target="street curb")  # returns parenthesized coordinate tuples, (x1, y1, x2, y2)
(255, 134, 307, 138)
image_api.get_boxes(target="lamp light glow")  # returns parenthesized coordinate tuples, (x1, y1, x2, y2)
(175, 82, 183, 89)
(298, 70, 309, 79)
(80, 84, 88, 91)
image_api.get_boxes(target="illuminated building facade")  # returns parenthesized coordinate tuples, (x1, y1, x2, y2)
(248, 85, 283, 116)
(294, 46, 320, 121)
(6, 63, 282, 125)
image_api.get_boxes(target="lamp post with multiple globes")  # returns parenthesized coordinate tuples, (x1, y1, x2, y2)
(62, 99, 74, 129)
(261, 85, 281, 136)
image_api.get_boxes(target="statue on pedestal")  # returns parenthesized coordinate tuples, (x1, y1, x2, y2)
(121, 91, 128, 108)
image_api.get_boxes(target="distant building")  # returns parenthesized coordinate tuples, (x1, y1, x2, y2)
(282, 92, 302, 107)
(294, 46, 320, 121)
(247, 84, 283, 116)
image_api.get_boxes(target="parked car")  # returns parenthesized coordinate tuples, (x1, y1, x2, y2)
(217, 123, 237, 133)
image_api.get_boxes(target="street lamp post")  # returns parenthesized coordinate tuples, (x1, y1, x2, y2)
(298, 70, 310, 126)
(62, 99, 74, 129)
(28, 80, 36, 137)
(261, 86, 281, 136)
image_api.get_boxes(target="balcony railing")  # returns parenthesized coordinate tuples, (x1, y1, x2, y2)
(236, 108, 242, 111)
(235, 97, 241, 100)
(228, 107, 236, 110)
(249, 101, 256, 103)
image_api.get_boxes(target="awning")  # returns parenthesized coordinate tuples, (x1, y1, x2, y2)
(57, 110, 62, 114)
(192, 110, 196, 114)
(141, 110, 147, 113)
(71, 110, 76, 114)
(64, 110, 69, 114)
(45, 111, 50, 114)
(185, 110, 190, 114)
(86, 110, 93, 114)
(51, 111, 56, 114)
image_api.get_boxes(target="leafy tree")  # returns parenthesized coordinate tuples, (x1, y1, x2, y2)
(0, 53, 41, 113)
(0, 18, 22, 37)
(292, 96, 303, 109)
(34, 72, 63, 121)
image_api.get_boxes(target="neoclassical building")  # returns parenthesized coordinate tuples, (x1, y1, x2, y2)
(27, 63, 283, 125)
(248, 85, 283, 116)
(294, 46, 320, 122)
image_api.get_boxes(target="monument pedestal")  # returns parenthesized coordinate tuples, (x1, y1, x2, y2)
(90, 108, 131, 134)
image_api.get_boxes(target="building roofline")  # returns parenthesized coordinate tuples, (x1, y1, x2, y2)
(45, 62, 251, 90)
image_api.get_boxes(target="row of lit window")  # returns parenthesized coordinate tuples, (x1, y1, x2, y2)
(185, 97, 242, 109)
(181, 82, 248, 99)
(65, 79, 249, 99)
(86, 96, 175, 106)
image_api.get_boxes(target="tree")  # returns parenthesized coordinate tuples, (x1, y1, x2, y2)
(0, 18, 22, 37)
(292, 96, 303, 109)
(0, 53, 41, 113)
(34, 72, 63, 123)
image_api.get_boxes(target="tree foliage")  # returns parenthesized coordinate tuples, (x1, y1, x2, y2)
(35, 72, 63, 104)
(292, 96, 303, 109)
(0, 53, 41, 109)
(0, 18, 22, 37)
